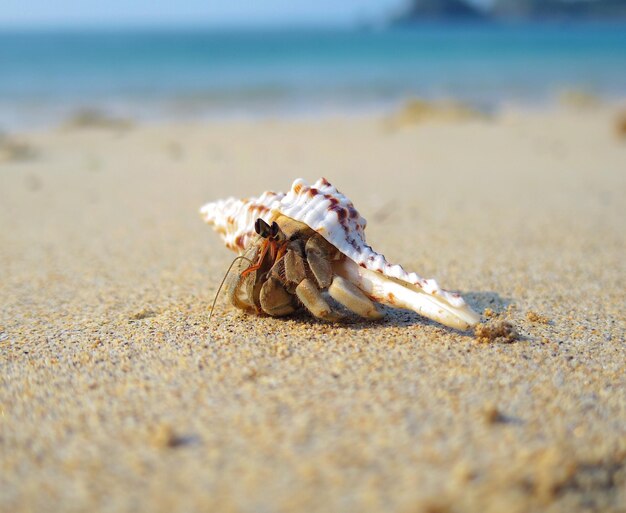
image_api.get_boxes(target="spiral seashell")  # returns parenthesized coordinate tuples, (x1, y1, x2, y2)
(200, 178, 479, 330)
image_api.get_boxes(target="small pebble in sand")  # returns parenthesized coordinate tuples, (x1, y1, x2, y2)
(483, 404, 506, 424)
(526, 311, 551, 324)
(130, 308, 157, 321)
(150, 423, 185, 449)
(474, 320, 518, 344)
(484, 307, 496, 318)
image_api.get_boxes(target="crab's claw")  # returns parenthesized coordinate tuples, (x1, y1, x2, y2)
(334, 258, 480, 331)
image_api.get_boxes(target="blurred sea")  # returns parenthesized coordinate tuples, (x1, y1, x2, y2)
(1, 24, 626, 128)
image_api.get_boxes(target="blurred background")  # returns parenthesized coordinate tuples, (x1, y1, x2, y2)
(1, 0, 626, 128)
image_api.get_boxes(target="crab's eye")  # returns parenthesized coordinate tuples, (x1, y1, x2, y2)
(270, 222, 280, 239)
(255, 218, 271, 237)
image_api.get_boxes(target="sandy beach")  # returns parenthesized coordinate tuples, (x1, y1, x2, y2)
(1, 104, 625, 512)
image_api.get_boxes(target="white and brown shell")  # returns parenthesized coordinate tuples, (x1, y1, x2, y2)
(200, 178, 480, 330)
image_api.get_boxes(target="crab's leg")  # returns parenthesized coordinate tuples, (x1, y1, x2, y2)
(295, 279, 342, 323)
(333, 258, 480, 331)
(260, 277, 296, 316)
(240, 238, 274, 278)
(328, 276, 383, 320)
(305, 235, 333, 289)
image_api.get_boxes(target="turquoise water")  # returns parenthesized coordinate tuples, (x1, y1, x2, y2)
(1, 24, 626, 127)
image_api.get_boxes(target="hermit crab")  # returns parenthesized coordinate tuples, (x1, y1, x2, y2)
(200, 178, 480, 330)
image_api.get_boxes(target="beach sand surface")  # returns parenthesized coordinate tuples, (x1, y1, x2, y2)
(1, 106, 625, 513)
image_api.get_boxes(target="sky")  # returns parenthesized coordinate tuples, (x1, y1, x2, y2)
(0, 0, 492, 28)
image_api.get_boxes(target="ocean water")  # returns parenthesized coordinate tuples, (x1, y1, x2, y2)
(1, 24, 626, 128)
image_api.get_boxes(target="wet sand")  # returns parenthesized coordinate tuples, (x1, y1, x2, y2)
(1, 105, 625, 512)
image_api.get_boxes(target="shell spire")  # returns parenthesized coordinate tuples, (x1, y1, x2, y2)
(200, 190, 284, 252)
(200, 178, 480, 330)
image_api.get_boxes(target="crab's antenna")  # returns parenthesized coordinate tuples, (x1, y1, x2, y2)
(209, 255, 254, 323)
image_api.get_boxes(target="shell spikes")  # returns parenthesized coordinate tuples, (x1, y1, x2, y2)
(200, 178, 480, 330)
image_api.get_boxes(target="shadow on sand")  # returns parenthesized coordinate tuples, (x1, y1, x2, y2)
(463, 291, 513, 316)
(206, 291, 514, 337)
